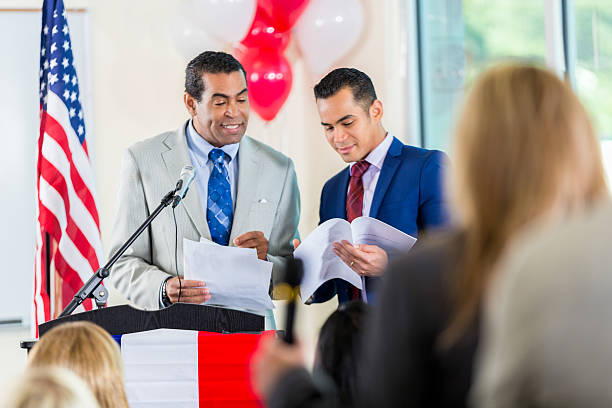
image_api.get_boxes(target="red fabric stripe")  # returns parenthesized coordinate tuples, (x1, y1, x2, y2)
(39, 137, 100, 273)
(40, 156, 71, 213)
(43, 114, 100, 230)
(38, 203, 92, 312)
(39, 203, 62, 244)
(54, 251, 93, 311)
(198, 331, 271, 407)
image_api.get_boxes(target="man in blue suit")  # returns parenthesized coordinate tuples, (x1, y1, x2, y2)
(304, 68, 450, 305)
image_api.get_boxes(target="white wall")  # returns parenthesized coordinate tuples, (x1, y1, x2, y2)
(0, 0, 407, 392)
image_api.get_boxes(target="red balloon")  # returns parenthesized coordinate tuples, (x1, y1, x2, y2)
(238, 48, 293, 121)
(258, 0, 310, 32)
(242, 6, 290, 51)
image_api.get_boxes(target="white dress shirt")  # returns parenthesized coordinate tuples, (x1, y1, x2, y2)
(348, 132, 394, 217)
(347, 132, 393, 303)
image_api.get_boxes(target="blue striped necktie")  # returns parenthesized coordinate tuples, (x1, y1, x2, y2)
(207, 148, 233, 246)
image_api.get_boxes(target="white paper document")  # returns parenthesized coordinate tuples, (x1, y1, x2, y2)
(183, 238, 274, 311)
(294, 216, 417, 302)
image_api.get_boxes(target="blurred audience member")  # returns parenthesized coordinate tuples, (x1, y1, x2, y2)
(3, 366, 99, 408)
(314, 301, 367, 406)
(360, 64, 607, 407)
(472, 201, 612, 407)
(27, 321, 128, 408)
(252, 302, 368, 407)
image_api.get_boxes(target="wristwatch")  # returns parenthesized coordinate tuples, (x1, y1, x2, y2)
(161, 277, 172, 307)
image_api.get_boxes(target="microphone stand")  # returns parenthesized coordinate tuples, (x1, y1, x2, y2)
(59, 189, 177, 318)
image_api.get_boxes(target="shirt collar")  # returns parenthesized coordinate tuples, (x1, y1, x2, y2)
(186, 119, 240, 162)
(350, 132, 393, 170)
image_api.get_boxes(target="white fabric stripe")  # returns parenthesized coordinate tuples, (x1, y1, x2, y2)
(121, 329, 198, 406)
(39, 179, 95, 283)
(41, 135, 103, 264)
(33, 218, 46, 334)
(130, 403, 197, 408)
(46, 91, 99, 201)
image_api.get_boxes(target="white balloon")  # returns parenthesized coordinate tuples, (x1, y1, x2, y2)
(172, 11, 224, 60)
(190, 0, 257, 43)
(295, 0, 364, 76)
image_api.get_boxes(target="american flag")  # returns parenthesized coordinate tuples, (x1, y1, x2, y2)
(35, 0, 103, 335)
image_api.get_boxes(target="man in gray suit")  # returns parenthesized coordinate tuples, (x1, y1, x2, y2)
(109, 51, 300, 313)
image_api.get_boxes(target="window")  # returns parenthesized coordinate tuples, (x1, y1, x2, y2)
(572, 1, 612, 183)
(418, 0, 548, 152)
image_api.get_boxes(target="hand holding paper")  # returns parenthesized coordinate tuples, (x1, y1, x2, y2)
(183, 238, 274, 311)
(294, 217, 416, 302)
(332, 240, 389, 277)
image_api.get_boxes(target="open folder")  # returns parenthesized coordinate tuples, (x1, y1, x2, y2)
(294, 216, 417, 302)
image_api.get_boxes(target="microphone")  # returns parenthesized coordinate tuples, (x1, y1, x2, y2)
(280, 258, 304, 344)
(172, 165, 195, 208)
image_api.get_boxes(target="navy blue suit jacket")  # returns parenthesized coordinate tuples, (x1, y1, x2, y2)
(312, 136, 450, 304)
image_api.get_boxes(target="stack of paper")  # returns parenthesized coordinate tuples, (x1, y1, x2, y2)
(183, 238, 274, 311)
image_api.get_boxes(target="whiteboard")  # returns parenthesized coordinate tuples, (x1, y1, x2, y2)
(0, 9, 92, 327)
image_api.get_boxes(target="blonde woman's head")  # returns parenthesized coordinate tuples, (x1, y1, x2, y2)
(451, 63, 606, 233)
(27, 321, 128, 408)
(444, 64, 607, 344)
(4, 366, 99, 408)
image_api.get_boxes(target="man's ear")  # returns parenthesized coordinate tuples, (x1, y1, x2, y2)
(184, 92, 197, 116)
(369, 99, 383, 122)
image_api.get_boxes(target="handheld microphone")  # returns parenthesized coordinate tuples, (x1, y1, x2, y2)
(172, 165, 196, 208)
(281, 258, 304, 344)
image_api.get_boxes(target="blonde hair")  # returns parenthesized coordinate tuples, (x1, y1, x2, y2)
(27, 322, 128, 408)
(445, 64, 607, 343)
(4, 366, 99, 408)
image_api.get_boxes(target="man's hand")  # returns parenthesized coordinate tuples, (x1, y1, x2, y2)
(250, 335, 305, 400)
(333, 240, 389, 277)
(165, 277, 210, 304)
(234, 231, 269, 260)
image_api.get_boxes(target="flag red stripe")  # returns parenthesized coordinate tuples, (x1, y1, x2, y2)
(40, 157, 100, 271)
(54, 250, 93, 311)
(38, 202, 92, 312)
(43, 114, 100, 230)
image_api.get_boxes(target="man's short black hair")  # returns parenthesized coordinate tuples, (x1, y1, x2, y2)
(185, 51, 247, 101)
(313, 68, 377, 112)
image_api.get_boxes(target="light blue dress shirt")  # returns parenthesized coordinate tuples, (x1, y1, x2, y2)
(185, 120, 239, 210)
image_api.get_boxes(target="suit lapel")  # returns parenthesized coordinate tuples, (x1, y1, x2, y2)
(369, 137, 403, 218)
(161, 122, 210, 240)
(229, 136, 262, 243)
(335, 168, 350, 220)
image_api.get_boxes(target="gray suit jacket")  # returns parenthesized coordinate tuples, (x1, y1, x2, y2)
(109, 122, 300, 310)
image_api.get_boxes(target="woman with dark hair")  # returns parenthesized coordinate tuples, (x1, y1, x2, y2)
(314, 301, 367, 406)
(251, 301, 368, 408)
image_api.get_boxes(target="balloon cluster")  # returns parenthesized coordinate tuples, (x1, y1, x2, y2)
(173, 0, 364, 121)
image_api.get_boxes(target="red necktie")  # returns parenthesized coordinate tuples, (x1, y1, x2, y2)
(346, 161, 370, 222)
(346, 161, 370, 301)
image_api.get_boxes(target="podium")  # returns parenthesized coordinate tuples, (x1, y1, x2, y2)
(23, 304, 268, 407)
